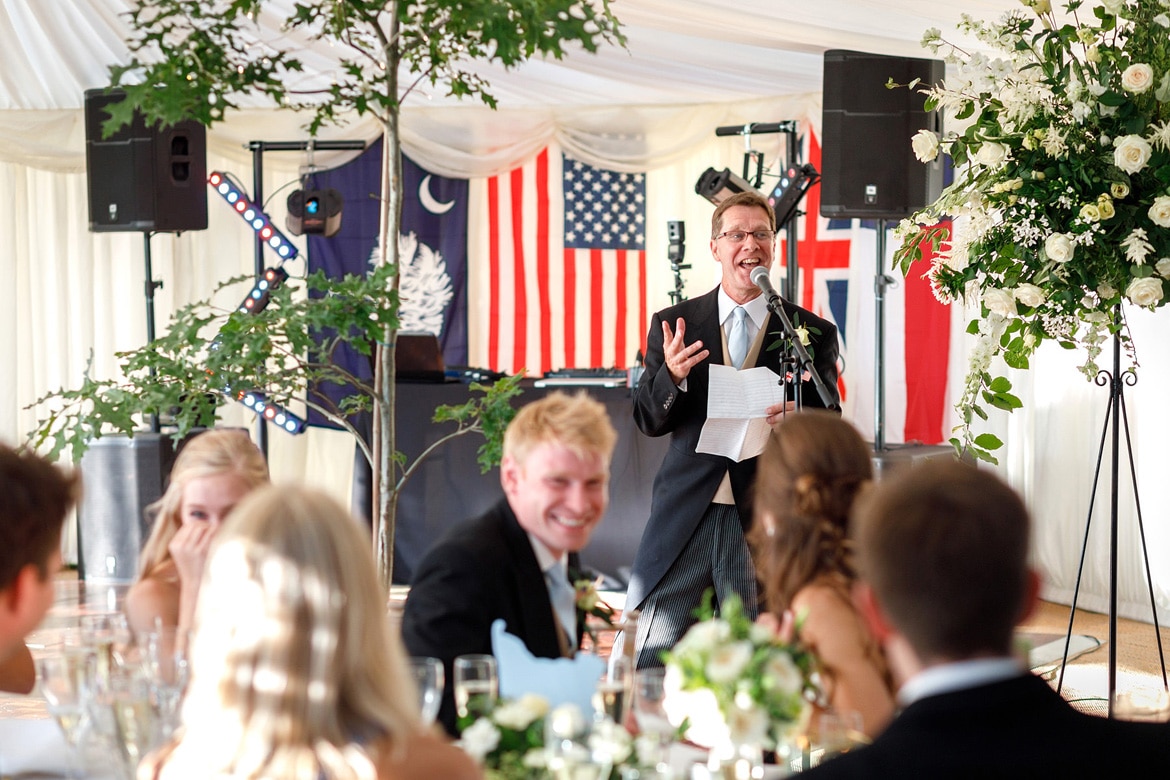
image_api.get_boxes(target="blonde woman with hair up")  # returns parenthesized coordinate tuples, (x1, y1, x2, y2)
(124, 429, 269, 638)
(138, 485, 480, 780)
(747, 411, 895, 739)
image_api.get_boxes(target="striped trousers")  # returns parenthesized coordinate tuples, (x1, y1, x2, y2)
(619, 502, 759, 669)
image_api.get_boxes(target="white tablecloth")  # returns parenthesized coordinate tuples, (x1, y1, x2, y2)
(0, 719, 121, 779)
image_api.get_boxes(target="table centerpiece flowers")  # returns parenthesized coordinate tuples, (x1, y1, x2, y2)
(460, 694, 659, 779)
(661, 592, 817, 773)
(894, 0, 1170, 463)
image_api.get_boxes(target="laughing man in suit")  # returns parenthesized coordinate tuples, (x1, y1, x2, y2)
(400, 391, 617, 735)
(625, 190, 840, 669)
(803, 459, 1170, 778)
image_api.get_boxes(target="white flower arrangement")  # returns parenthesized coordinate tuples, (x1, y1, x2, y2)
(661, 593, 816, 753)
(894, 0, 1170, 463)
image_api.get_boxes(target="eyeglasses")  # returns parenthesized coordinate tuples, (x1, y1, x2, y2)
(714, 230, 775, 243)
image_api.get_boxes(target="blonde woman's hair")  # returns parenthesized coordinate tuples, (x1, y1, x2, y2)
(156, 486, 419, 780)
(137, 429, 269, 579)
(502, 390, 617, 468)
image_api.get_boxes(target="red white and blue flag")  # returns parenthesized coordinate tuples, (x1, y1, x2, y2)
(468, 147, 648, 376)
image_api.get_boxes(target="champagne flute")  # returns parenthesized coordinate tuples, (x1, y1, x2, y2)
(108, 670, 156, 775)
(592, 656, 628, 724)
(139, 625, 191, 740)
(38, 650, 96, 779)
(408, 656, 445, 726)
(452, 654, 497, 720)
(81, 613, 133, 685)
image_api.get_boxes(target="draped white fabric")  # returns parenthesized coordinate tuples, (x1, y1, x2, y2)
(4, 0, 1170, 623)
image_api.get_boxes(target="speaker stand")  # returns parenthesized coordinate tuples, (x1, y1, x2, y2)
(142, 231, 162, 433)
(872, 219, 895, 452)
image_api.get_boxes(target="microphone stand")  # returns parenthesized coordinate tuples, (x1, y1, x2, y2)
(756, 286, 839, 411)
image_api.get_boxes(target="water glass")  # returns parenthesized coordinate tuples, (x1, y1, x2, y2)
(408, 656, 445, 726)
(453, 654, 497, 720)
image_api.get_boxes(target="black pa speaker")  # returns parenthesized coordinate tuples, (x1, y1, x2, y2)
(84, 89, 208, 232)
(820, 50, 944, 220)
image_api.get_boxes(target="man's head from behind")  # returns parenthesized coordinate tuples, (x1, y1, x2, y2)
(852, 459, 1035, 665)
(501, 392, 618, 558)
(0, 444, 81, 656)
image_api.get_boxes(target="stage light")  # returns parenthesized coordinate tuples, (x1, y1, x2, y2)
(286, 188, 343, 237)
(236, 266, 290, 315)
(695, 167, 758, 205)
(208, 171, 299, 260)
(769, 163, 820, 229)
(237, 390, 307, 434)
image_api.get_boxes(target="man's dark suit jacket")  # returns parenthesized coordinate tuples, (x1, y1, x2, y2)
(625, 285, 840, 610)
(399, 498, 571, 735)
(802, 673, 1170, 778)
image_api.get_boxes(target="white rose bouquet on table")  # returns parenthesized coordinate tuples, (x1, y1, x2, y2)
(461, 694, 551, 780)
(661, 592, 816, 754)
(893, 0, 1170, 464)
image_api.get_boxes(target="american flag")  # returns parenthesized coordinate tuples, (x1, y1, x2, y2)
(469, 147, 648, 376)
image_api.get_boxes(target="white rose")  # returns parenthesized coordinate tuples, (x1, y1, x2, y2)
(677, 618, 729, 654)
(983, 287, 1018, 317)
(492, 694, 549, 730)
(1114, 135, 1153, 174)
(1100, 0, 1125, 14)
(1127, 277, 1165, 307)
(1045, 232, 1076, 263)
(1122, 64, 1155, 93)
(911, 129, 940, 162)
(725, 702, 770, 746)
(1148, 196, 1170, 227)
(1156, 257, 1170, 278)
(705, 640, 753, 684)
(460, 718, 501, 762)
(1014, 283, 1047, 307)
(762, 651, 803, 696)
(974, 142, 1009, 168)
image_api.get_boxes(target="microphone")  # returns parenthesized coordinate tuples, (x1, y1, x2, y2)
(750, 266, 782, 305)
(714, 121, 797, 137)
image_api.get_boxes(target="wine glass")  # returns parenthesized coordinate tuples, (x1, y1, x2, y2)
(408, 656, 445, 726)
(452, 654, 497, 720)
(38, 650, 96, 779)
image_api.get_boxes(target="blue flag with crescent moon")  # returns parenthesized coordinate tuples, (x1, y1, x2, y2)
(305, 139, 469, 428)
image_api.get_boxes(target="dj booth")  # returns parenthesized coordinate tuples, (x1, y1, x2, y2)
(391, 379, 668, 585)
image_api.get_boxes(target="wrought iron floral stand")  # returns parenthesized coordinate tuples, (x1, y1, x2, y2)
(1057, 306, 1168, 715)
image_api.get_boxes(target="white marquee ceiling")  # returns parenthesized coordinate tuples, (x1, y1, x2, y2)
(2, 0, 1025, 113)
